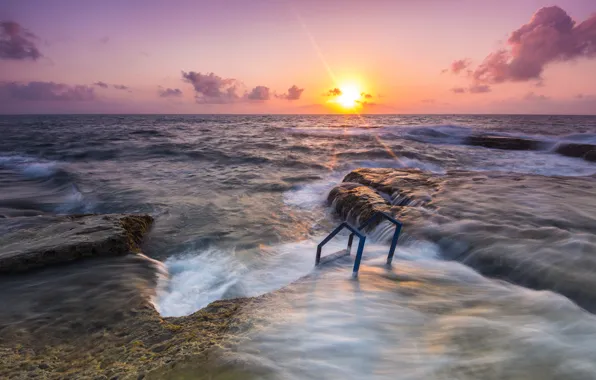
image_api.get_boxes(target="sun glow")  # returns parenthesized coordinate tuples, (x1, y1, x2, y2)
(336, 85, 361, 108)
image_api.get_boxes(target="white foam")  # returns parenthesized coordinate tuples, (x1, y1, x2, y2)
(155, 233, 438, 318)
(0, 155, 59, 178)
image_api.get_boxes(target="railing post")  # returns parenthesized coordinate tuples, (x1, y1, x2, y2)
(316, 245, 322, 265)
(347, 233, 354, 254)
(352, 236, 366, 278)
(386, 224, 402, 265)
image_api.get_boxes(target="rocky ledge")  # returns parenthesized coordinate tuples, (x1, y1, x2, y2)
(463, 135, 543, 151)
(328, 168, 596, 312)
(555, 142, 596, 162)
(0, 214, 267, 379)
(0, 214, 154, 274)
(461, 134, 596, 163)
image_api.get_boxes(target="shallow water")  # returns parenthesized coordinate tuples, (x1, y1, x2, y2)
(1, 114, 595, 378)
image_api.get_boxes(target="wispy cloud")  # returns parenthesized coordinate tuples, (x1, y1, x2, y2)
(158, 87, 183, 98)
(524, 92, 550, 101)
(325, 88, 342, 97)
(0, 21, 42, 61)
(93, 81, 109, 88)
(0, 81, 95, 101)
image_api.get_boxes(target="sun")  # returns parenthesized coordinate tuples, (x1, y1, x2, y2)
(336, 85, 361, 108)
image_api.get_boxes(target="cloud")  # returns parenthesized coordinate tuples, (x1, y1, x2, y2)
(159, 87, 183, 98)
(470, 6, 596, 84)
(326, 88, 342, 97)
(447, 59, 472, 74)
(246, 85, 270, 101)
(451, 85, 491, 94)
(469, 84, 491, 93)
(0, 21, 42, 61)
(181, 71, 241, 104)
(361, 92, 373, 99)
(276, 85, 304, 100)
(421, 99, 436, 104)
(94, 81, 108, 88)
(0, 81, 96, 101)
(524, 92, 550, 101)
(113, 84, 130, 91)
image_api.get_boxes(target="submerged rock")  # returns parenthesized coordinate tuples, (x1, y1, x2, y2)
(464, 135, 542, 151)
(555, 143, 596, 162)
(0, 214, 153, 274)
(329, 167, 596, 313)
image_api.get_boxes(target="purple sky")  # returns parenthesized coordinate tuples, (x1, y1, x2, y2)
(1, 0, 595, 114)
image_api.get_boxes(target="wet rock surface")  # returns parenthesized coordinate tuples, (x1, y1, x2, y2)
(0, 214, 154, 274)
(555, 143, 596, 162)
(329, 168, 596, 312)
(0, 214, 266, 379)
(463, 135, 543, 151)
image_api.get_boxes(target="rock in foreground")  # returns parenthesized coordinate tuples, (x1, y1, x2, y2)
(0, 214, 153, 274)
(328, 168, 596, 312)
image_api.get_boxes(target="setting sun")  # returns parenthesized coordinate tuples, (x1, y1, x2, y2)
(336, 85, 361, 108)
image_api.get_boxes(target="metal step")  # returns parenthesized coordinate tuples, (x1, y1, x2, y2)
(317, 249, 350, 265)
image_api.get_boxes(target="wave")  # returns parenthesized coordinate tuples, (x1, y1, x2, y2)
(0, 154, 94, 215)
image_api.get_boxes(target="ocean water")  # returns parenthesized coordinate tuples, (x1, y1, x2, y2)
(1, 114, 596, 379)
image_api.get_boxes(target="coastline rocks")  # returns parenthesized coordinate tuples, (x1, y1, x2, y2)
(328, 183, 391, 225)
(464, 135, 542, 151)
(328, 167, 596, 312)
(0, 214, 153, 274)
(555, 143, 596, 162)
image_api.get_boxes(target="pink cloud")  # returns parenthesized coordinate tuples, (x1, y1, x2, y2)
(0, 81, 95, 101)
(246, 85, 270, 101)
(276, 85, 304, 100)
(181, 71, 242, 104)
(471, 6, 596, 84)
(448, 59, 472, 74)
(159, 87, 183, 98)
(0, 21, 42, 61)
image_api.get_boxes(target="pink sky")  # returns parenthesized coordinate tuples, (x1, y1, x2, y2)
(1, 0, 595, 114)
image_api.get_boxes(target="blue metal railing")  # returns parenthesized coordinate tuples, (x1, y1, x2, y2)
(316, 222, 366, 273)
(316, 212, 403, 277)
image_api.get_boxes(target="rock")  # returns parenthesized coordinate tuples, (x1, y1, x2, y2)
(555, 143, 596, 162)
(328, 167, 596, 313)
(328, 183, 391, 226)
(464, 135, 542, 151)
(0, 214, 153, 274)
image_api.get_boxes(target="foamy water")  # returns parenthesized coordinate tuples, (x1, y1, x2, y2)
(2, 114, 595, 379)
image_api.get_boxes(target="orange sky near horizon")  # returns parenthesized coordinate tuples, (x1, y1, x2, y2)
(1, 0, 595, 114)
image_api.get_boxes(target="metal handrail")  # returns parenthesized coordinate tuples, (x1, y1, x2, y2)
(316, 212, 403, 278)
(351, 212, 403, 267)
(316, 222, 366, 277)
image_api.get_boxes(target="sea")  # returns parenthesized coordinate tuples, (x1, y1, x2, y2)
(1, 114, 596, 379)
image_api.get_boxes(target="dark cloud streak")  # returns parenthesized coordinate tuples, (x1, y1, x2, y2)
(159, 87, 183, 98)
(0, 21, 42, 61)
(0, 81, 96, 101)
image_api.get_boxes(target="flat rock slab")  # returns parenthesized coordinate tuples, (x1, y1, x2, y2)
(556, 143, 596, 162)
(464, 135, 543, 151)
(0, 214, 153, 274)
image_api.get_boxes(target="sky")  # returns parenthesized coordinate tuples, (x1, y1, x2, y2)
(0, 0, 595, 114)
